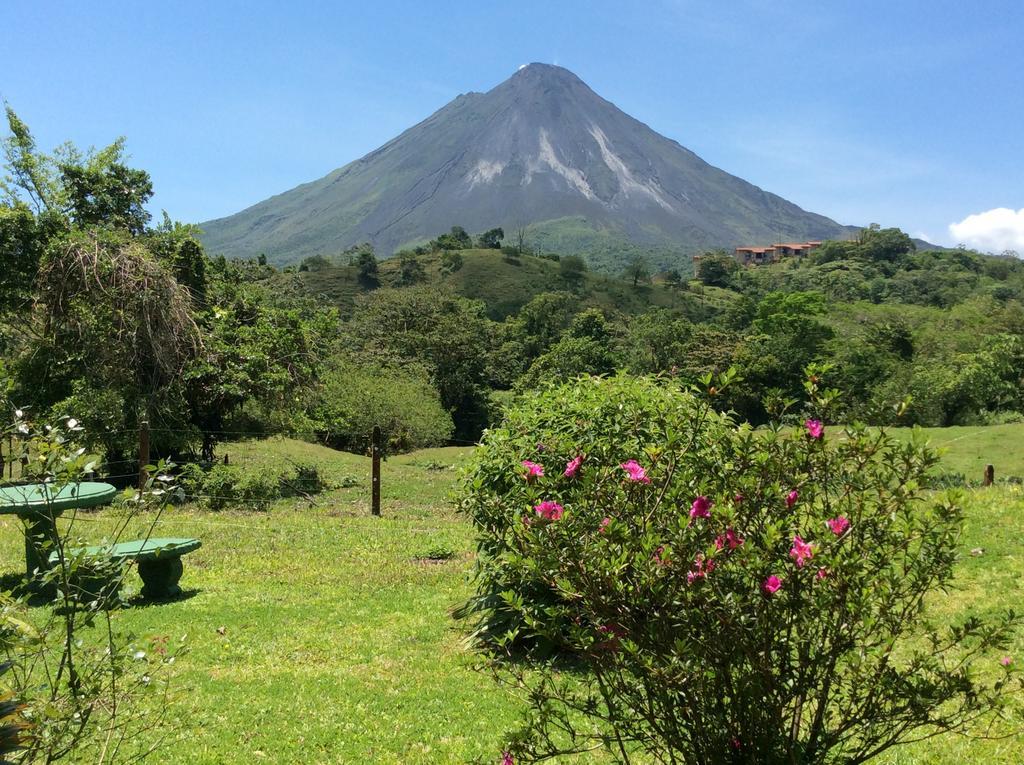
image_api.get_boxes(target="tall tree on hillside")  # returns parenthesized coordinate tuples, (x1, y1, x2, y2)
(477, 227, 504, 249)
(348, 286, 496, 440)
(624, 255, 651, 287)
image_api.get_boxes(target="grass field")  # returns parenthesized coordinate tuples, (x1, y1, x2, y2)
(1, 427, 1022, 763)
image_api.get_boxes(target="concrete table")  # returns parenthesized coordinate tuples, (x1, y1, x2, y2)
(0, 482, 118, 579)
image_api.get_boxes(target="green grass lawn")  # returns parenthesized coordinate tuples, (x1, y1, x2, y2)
(1, 430, 1022, 763)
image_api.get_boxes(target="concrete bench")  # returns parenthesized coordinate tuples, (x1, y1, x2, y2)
(51, 537, 201, 600)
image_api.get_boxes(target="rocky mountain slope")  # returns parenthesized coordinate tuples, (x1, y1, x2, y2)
(200, 64, 857, 267)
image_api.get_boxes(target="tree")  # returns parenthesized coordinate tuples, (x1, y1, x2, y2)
(515, 225, 529, 256)
(433, 225, 473, 251)
(857, 224, 915, 263)
(696, 250, 738, 287)
(624, 255, 650, 287)
(348, 286, 496, 440)
(662, 268, 683, 288)
(440, 250, 463, 274)
(398, 251, 426, 286)
(2, 106, 152, 234)
(32, 229, 202, 463)
(353, 250, 378, 285)
(559, 254, 587, 286)
(478, 227, 505, 249)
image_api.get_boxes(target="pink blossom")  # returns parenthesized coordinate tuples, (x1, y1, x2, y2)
(502, 751, 514, 765)
(564, 454, 584, 478)
(533, 500, 564, 520)
(805, 419, 824, 439)
(1001, 656, 1013, 667)
(827, 516, 850, 535)
(786, 489, 799, 508)
(654, 545, 669, 566)
(714, 527, 743, 551)
(816, 567, 828, 580)
(725, 527, 743, 549)
(522, 460, 544, 480)
(599, 516, 611, 534)
(687, 554, 713, 584)
(596, 623, 624, 651)
(690, 495, 712, 519)
(762, 575, 783, 595)
(789, 535, 814, 567)
(730, 737, 742, 750)
(620, 459, 651, 484)
(734, 493, 744, 504)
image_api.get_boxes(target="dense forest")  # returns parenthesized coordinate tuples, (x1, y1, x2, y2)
(3, 110, 1024, 471)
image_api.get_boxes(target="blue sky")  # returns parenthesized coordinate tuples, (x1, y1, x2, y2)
(2, 0, 1022, 249)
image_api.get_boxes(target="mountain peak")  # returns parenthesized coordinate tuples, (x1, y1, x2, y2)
(201, 66, 855, 266)
(503, 63, 588, 93)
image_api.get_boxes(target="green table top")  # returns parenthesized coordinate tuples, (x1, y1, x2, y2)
(53, 537, 201, 563)
(0, 482, 118, 515)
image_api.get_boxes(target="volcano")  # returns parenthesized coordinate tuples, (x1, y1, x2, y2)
(200, 63, 856, 266)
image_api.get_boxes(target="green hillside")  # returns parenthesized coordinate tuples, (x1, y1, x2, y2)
(283, 248, 713, 320)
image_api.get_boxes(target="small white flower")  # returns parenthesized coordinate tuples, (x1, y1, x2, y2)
(133, 650, 146, 660)
(67, 418, 79, 429)
(16, 424, 29, 435)
(14, 409, 23, 418)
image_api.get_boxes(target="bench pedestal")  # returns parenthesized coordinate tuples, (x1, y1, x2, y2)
(138, 556, 184, 600)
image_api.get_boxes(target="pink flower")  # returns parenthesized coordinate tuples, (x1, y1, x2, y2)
(522, 460, 544, 480)
(786, 489, 799, 508)
(564, 454, 584, 478)
(599, 516, 611, 534)
(826, 516, 850, 535)
(1001, 656, 1013, 667)
(690, 495, 712, 519)
(734, 493, 744, 504)
(789, 535, 814, 567)
(654, 545, 669, 566)
(805, 419, 824, 439)
(533, 500, 564, 520)
(620, 460, 651, 484)
(730, 737, 742, 750)
(502, 752, 514, 765)
(596, 623, 624, 651)
(762, 575, 783, 595)
(714, 527, 744, 551)
(816, 567, 828, 580)
(687, 554, 713, 584)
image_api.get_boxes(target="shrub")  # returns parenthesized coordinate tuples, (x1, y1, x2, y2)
(198, 463, 278, 511)
(459, 373, 1023, 764)
(180, 459, 326, 510)
(312, 356, 453, 455)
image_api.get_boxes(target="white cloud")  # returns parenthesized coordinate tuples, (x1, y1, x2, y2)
(948, 208, 1024, 254)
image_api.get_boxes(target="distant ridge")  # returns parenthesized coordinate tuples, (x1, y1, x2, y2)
(200, 63, 858, 267)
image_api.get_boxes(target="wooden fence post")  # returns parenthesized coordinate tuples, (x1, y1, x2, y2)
(138, 418, 150, 492)
(371, 426, 382, 517)
(983, 464, 994, 487)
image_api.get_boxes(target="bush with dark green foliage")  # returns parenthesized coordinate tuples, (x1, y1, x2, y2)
(460, 373, 1023, 764)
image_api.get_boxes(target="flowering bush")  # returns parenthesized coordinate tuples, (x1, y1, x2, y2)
(459, 374, 1022, 763)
